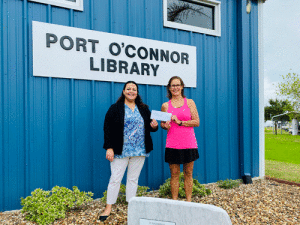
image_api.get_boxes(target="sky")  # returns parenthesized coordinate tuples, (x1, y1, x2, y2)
(263, 0, 300, 105)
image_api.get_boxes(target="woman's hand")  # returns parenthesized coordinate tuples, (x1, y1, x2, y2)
(163, 120, 171, 130)
(150, 119, 158, 129)
(106, 148, 114, 162)
(171, 115, 181, 125)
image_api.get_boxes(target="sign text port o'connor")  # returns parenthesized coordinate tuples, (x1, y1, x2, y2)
(32, 21, 197, 87)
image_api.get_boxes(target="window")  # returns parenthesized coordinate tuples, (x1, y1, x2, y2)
(163, 0, 221, 36)
(28, 0, 83, 11)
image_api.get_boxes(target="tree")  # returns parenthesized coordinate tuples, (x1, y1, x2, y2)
(277, 73, 300, 116)
(264, 99, 293, 135)
(167, 2, 210, 22)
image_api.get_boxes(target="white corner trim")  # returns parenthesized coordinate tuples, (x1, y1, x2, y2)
(28, 0, 83, 11)
(258, 2, 265, 178)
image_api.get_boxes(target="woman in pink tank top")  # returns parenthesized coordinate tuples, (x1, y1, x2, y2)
(161, 76, 200, 202)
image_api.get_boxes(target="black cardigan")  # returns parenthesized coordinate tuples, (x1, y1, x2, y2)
(103, 101, 158, 155)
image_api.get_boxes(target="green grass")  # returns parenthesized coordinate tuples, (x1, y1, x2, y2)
(265, 160, 300, 182)
(265, 128, 300, 164)
(265, 127, 300, 182)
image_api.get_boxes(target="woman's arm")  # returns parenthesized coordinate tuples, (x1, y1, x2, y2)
(160, 102, 171, 130)
(143, 106, 158, 132)
(103, 105, 115, 150)
(181, 99, 200, 127)
(150, 119, 158, 131)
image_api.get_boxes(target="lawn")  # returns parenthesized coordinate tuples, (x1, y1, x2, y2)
(265, 160, 300, 182)
(265, 127, 300, 182)
(265, 128, 300, 164)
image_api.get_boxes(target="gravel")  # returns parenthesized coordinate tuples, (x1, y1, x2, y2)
(0, 179, 299, 224)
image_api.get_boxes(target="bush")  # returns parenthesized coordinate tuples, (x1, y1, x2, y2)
(158, 172, 211, 198)
(21, 186, 93, 225)
(101, 184, 149, 205)
(217, 179, 241, 189)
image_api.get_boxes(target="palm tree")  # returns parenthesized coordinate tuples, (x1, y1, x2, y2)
(167, 2, 211, 23)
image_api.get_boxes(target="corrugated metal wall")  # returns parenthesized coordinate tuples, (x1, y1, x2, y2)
(0, 0, 259, 211)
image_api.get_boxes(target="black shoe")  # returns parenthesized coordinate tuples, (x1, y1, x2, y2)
(99, 215, 109, 221)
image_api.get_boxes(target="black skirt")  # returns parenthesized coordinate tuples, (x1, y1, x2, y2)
(165, 148, 199, 164)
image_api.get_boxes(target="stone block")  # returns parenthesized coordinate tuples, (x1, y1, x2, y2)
(128, 197, 232, 225)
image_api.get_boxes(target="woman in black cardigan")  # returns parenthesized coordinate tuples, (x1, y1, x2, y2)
(100, 81, 158, 221)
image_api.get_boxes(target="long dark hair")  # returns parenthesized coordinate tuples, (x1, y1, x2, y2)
(116, 81, 147, 108)
(167, 76, 186, 99)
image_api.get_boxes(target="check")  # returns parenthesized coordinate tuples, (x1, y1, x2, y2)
(151, 110, 172, 121)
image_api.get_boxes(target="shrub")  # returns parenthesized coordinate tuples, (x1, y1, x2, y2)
(101, 184, 149, 205)
(20, 186, 93, 225)
(217, 179, 241, 189)
(158, 172, 211, 198)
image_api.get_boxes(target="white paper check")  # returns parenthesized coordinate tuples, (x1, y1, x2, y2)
(150, 110, 172, 121)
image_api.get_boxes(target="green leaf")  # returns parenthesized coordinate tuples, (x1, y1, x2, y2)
(20, 186, 94, 224)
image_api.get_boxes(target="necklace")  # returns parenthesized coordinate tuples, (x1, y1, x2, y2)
(171, 97, 184, 108)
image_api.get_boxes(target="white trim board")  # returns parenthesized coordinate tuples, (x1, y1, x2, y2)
(28, 0, 83, 11)
(258, 2, 265, 178)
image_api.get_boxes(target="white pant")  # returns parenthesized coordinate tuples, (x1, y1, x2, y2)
(106, 156, 145, 204)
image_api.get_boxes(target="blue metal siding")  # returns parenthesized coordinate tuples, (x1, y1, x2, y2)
(0, 0, 260, 211)
(0, 0, 3, 209)
(251, 2, 260, 177)
(236, 0, 260, 178)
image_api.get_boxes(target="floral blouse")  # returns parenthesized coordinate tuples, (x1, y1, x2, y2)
(115, 104, 150, 159)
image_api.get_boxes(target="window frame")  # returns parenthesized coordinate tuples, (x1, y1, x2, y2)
(28, 0, 83, 11)
(163, 0, 221, 36)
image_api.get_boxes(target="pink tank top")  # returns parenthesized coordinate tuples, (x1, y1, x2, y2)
(166, 98, 198, 149)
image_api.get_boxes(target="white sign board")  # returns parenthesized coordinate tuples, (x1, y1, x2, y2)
(140, 218, 175, 225)
(32, 21, 197, 87)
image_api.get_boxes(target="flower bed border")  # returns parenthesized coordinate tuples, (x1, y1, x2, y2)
(265, 176, 300, 187)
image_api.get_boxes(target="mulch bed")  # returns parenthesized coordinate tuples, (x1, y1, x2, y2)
(1, 178, 299, 224)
